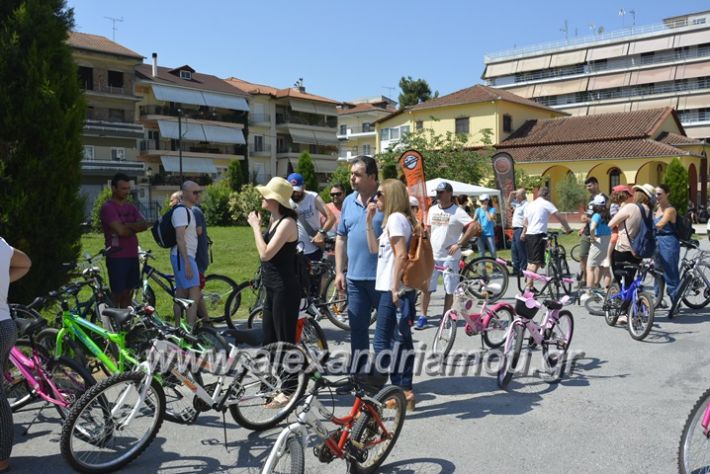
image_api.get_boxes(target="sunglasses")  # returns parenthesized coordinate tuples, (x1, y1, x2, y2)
(192, 191, 202, 195)
(330, 192, 343, 197)
(655, 192, 663, 196)
(376, 191, 383, 198)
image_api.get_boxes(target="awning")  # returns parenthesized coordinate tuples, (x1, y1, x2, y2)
(157, 120, 246, 144)
(288, 128, 318, 145)
(152, 84, 249, 111)
(313, 130, 339, 146)
(290, 100, 337, 116)
(160, 156, 218, 174)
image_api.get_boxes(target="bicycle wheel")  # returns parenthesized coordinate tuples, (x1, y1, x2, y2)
(4, 341, 37, 411)
(321, 275, 351, 330)
(202, 274, 238, 322)
(266, 434, 305, 474)
(60, 371, 165, 473)
(431, 310, 457, 360)
(229, 342, 308, 431)
(461, 257, 508, 302)
(584, 291, 606, 316)
(541, 310, 574, 382)
(556, 257, 573, 295)
(497, 323, 525, 390)
(246, 306, 264, 329)
(193, 324, 230, 354)
(604, 283, 622, 326)
(569, 244, 582, 263)
(35, 327, 87, 368)
(678, 385, 710, 474)
(628, 292, 654, 341)
(299, 318, 328, 360)
(482, 306, 514, 348)
(141, 284, 156, 307)
(48, 354, 97, 419)
(349, 385, 406, 474)
(226, 280, 263, 330)
(9, 304, 43, 322)
(682, 264, 710, 309)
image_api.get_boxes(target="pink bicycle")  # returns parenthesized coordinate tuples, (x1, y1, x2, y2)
(678, 385, 710, 472)
(497, 271, 574, 389)
(3, 317, 94, 420)
(432, 276, 514, 360)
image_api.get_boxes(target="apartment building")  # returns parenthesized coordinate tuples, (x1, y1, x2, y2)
(226, 77, 339, 183)
(337, 96, 396, 160)
(482, 10, 710, 142)
(135, 55, 249, 208)
(374, 84, 565, 152)
(68, 32, 146, 217)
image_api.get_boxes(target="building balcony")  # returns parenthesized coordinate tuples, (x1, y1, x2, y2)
(83, 119, 144, 139)
(249, 113, 271, 124)
(275, 113, 337, 129)
(149, 172, 213, 186)
(249, 143, 272, 155)
(80, 159, 145, 176)
(82, 84, 138, 98)
(337, 128, 376, 140)
(139, 105, 247, 125)
(139, 139, 244, 158)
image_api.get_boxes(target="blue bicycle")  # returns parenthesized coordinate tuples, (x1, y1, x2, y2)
(604, 261, 656, 341)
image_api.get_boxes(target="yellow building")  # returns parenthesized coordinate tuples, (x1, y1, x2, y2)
(226, 77, 340, 182)
(495, 107, 710, 205)
(374, 84, 566, 152)
(337, 97, 396, 160)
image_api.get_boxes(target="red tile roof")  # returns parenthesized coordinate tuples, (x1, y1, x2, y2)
(225, 77, 338, 104)
(68, 32, 142, 59)
(410, 84, 563, 114)
(136, 64, 248, 96)
(337, 102, 396, 116)
(656, 131, 704, 146)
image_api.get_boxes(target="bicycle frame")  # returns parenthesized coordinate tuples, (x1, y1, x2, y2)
(8, 347, 71, 408)
(504, 295, 570, 351)
(447, 299, 513, 335)
(608, 275, 642, 317)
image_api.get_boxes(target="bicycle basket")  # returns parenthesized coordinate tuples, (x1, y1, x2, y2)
(515, 295, 541, 319)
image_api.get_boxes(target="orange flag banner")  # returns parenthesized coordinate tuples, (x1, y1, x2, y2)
(398, 149, 428, 223)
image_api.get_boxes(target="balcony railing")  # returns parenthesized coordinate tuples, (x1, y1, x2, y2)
(82, 84, 134, 97)
(275, 113, 337, 128)
(249, 143, 272, 154)
(139, 105, 246, 124)
(678, 109, 710, 124)
(139, 139, 243, 156)
(249, 113, 271, 123)
(150, 173, 214, 186)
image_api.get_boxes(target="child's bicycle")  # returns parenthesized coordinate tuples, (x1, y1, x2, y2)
(432, 278, 514, 360)
(497, 271, 574, 389)
(260, 372, 406, 474)
(678, 384, 710, 473)
(603, 261, 655, 341)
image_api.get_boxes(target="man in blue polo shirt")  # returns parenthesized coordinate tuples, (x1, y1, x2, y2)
(335, 156, 383, 374)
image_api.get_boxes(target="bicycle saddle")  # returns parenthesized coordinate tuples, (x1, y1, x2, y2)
(220, 327, 263, 347)
(543, 300, 563, 310)
(350, 373, 388, 396)
(14, 317, 47, 338)
(102, 308, 134, 326)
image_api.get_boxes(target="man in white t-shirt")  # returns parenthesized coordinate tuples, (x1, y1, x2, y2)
(288, 173, 335, 262)
(171, 180, 201, 324)
(418, 181, 479, 330)
(521, 187, 572, 287)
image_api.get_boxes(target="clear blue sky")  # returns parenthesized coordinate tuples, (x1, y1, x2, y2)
(67, 0, 709, 102)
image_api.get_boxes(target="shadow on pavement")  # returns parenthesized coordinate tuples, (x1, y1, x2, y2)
(380, 456, 457, 473)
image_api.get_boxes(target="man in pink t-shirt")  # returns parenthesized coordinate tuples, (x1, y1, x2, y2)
(100, 173, 151, 308)
(321, 184, 344, 231)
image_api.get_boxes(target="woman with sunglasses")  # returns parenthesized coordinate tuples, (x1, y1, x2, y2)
(654, 184, 680, 305)
(365, 179, 418, 410)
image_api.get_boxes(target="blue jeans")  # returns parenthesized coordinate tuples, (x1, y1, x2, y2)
(512, 228, 527, 274)
(373, 290, 416, 390)
(347, 279, 380, 373)
(477, 235, 497, 258)
(655, 235, 680, 302)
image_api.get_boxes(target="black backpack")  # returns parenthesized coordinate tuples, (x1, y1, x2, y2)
(151, 204, 191, 249)
(674, 214, 694, 241)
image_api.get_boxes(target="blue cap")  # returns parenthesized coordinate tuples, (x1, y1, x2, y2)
(287, 173, 304, 191)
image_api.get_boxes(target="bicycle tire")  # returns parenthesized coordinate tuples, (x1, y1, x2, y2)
(35, 327, 87, 368)
(349, 385, 406, 474)
(681, 264, 710, 309)
(142, 284, 157, 308)
(497, 323, 525, 390)
(541, 310, 574, 383)
(60, 371, 165, 473)
(49, 354, 97, 419)
(569, 244, 582, 263)
(670, 275, 692, 319)
(604, 283, 622, 326)
(202, 274, 238, 322)
(431, 310, 457, 361)
(264, 434, 305, 474)
(583, 291, 605, 316)
(628, 292, 654, 341)
(321, 274, 351, 331)
(226, 280, 263, 330)
(557, 257, 573, 295)
(482, 306, 514, 348)
(461, 257, 509, 302)
(678, 385, 710, 474)
(4, 341, 38, 411)
(9, 304, 43, 322)
(299, 318, 329, 360)
(229, 342, 308, 431)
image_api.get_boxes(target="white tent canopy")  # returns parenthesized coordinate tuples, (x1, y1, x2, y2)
(425, 178, 501, 200)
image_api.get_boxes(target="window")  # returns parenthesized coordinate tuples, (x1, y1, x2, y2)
(503, 114, 512, 133)
(698, 76, 710, 89)
(111, 148, 126, 161)
(675, 47, 690, 59)
(108, 108, 125, 122)
(699, 43, 710, 56)
(179, 70, 192, 80)
(309, 144, 318, 154)
(640, 52, 655, 65)
(362, 122, 372, 133)
(83, 145, 95, 161)
(339, 124, 346, 135)
(381, 128, 390, 140)
(277, 136, 287, 153)
(107, 70, 124, 88)
(78, 66, 93, 90)
(609, 168, 621, 190)
(254, 135, 264, 152)
(362, 144, 371, 155)
(390, 128, 400, 140)
(400, 125, 410, 136)
(455, 117, 469, 135)
(415, 120, 423, 130)
(692, 18, 707, 25)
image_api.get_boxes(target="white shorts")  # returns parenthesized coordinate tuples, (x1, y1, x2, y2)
(428, 259, 460, 294)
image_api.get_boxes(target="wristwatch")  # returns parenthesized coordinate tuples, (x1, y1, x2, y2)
(318, 228, 327, 235)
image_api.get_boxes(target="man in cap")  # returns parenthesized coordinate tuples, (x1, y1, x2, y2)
(473, 193, 497, 258)
(418, 181, 480, 330)
(288, 172, 335, 262)
(578, 177, 608, 288)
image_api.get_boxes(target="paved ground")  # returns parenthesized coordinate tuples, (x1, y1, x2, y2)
(10, 238, 710, 473)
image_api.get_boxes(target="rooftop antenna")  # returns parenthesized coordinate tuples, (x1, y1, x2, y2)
(382, 86, 396, 97)
(619, 8, 626, 27)
(104, 16, 123, 41)
(560, 19, 569, 41)
(629, 9, 636, 27)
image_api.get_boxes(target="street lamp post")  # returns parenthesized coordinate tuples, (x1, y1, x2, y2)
(145, 167, 153, 219)
(178, 108, 183, 184)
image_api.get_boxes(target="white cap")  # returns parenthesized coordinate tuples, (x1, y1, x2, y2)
(479, 194, 490, 201)
(409, 196, 419, 207)
(592, 194, 606, 206)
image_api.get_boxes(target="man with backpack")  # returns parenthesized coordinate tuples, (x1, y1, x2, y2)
(288, 173, 335, 263)
(100, 173, 151, 308)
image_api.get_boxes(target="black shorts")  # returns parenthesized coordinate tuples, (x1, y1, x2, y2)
(106, 257, 140, 294)
(525, 234, 547, 266)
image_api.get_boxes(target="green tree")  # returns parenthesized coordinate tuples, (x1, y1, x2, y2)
(296, 151, 318, 191)
(201, 181, 234, 226)
(319, 163, 353, 202)
(376, 126, 492, 185)
(663, 158, 689, 216)
(515, 168, 544, 191)
(226, 159, 246, 192)
(0, 0, 85, 303)
(556, 173, 587, 212)
(398, 76, 438, 108)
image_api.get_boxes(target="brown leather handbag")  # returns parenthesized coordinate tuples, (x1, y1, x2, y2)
(469, 220, 483, 237)
(400, 224, 434, 292)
